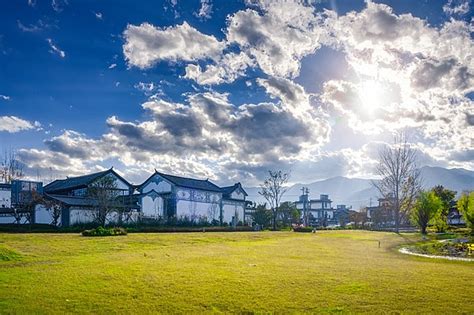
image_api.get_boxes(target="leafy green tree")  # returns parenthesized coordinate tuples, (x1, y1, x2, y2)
(251, 204, 272, 229)
(457, 191, 474, 234)
(277, 201, 300, 227)
(431, 185, 456, 232)
(410, 191, 442, 234)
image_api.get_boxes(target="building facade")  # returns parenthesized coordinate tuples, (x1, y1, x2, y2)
(0, 169, 250, 227)
(41, 168, 138, 226)
(138, 171, 247, 226)
(295, 193, 337, 227)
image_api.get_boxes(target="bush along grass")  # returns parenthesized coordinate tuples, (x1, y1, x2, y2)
(82, 227, 128, 237)
(293, 227, 315, 233)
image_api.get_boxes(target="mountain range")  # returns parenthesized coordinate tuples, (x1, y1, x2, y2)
(245, 166, 474, 210)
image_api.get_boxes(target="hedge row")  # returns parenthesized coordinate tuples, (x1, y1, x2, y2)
(82, 227, 128, 237)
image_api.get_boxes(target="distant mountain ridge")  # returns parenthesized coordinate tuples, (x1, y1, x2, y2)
(245, 166, 474, 210)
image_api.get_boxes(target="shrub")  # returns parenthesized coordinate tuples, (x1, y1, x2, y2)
(82, 226, 127, 237)
(293, 227, 314, 233)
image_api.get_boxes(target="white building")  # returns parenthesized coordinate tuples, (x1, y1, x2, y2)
(138, 171, 248, 226)
(0, 169, 249, 227)
(42, 168, 138, 226)
(295, 193, 336, 227)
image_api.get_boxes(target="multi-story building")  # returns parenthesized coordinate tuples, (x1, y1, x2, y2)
(295, 193, 336, 227)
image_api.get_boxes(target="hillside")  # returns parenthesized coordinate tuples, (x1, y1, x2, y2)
(245, 166, 474, 210)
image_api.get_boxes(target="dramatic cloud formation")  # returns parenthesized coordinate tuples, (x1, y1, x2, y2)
(9, 0, 474, 184)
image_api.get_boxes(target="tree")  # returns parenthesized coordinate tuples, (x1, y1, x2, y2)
(457, 191, 474, 234)
(278, 201, 301, 227)
(371, 206, 392, 228)
(259, 170, 290, 230)
(87, 175, 120, 226)
(410, 191, 442, 234)
(0, 149, 24, 183)
(349, 209, 368, 228)
(251, 204, 272, 228)
(431, 185, 456, 232)
(373, 133, 422, 233)
(42, 197, 63, 226)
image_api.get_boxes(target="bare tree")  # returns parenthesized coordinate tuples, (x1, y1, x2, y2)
(373, 133, 422, 233)
(259, 170, 290, 230)
(87, 175, 120, 226)
(43, 197, 63, 226)
(0, 149, 24, 183)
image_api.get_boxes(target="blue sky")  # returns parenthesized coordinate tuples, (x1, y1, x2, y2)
(0, 0, 473, 185)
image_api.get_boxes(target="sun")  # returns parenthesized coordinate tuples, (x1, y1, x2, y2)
(357, 80, 385, 113)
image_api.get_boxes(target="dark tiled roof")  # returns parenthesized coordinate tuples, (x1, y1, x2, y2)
(44, 169, 131, 193)
(220, 183, 248, 197)
(143, 171, 222, 192)
(0, 183, 11, 189)
(45, 194, 99, 207)
(46, 194, 140, 209)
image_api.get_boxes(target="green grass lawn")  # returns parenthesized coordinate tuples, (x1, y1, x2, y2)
(0, 231, 473, 314)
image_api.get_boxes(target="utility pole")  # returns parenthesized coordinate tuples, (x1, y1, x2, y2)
(301, 187, 309, 226)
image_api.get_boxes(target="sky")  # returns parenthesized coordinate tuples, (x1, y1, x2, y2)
(0, 0, 473, 186)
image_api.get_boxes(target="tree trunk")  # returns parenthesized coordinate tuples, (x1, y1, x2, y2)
(272, 208, 276, 230)
(421, 224, 427, 235)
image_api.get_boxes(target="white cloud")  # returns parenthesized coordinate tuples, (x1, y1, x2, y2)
(318, 1, 474, 168)
(94, 12, 103, 20)
(17, 20, 45, 32)
(46, 38, 66, 58)
(123, 22, 224, 69)
(194, 0, 213, 20)
(108, 63, 117, 69)
(51, 0, 68, 12)
(184, 52, 253, 85)
(27, 78, 330, 184)
(0, 116, 38, 133)
(0, 95, 10, 100)
(21, 1, 473, 182)
(28, 0, 36, 7)
(443, 0, 471, 16)
(134, 82, 159, 96)
(226, 3, 325, 78)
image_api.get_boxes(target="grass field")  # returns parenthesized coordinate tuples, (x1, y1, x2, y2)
(0, 231, 473, 314)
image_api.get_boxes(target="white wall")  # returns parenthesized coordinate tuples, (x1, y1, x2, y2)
(0, 216, 17, 224)
(176, 200, 220, 222)
(141, 195, 164, 218)
(222, 203, 244, 225)
(142, 176, 172, 194)
(70, 209, 95, 225)
(230, 188, 245, 200)
(35, 205, 57, 225)
(0, 189, 11, 208)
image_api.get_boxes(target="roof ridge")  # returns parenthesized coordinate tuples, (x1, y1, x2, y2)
(156, 170, 211, 183)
